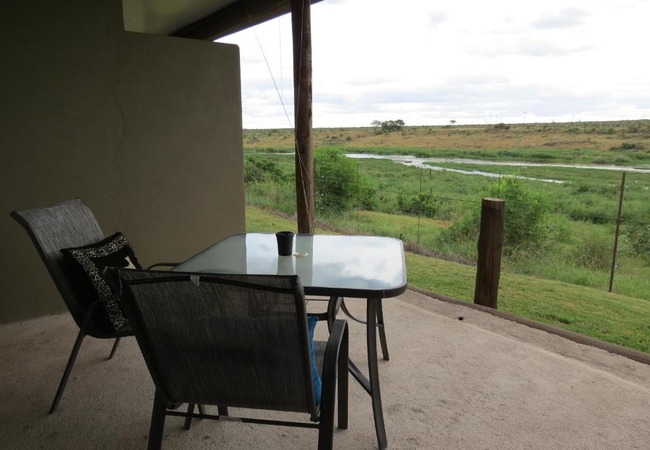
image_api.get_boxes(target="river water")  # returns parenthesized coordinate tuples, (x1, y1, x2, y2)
(345, 154, 650, 184)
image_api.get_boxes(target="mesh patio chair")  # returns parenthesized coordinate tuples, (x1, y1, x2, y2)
(117, 270, 349, 450)
(10, 198, 177, 413)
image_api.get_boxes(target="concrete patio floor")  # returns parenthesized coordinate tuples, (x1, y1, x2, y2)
(1, 288, 649, 449)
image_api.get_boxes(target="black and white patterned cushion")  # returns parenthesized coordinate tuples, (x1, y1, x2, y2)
(61, 232, 141, 330)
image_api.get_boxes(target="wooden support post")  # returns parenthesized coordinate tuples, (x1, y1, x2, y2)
(474, 198, 505, 309)
(291, 0, 314, 233)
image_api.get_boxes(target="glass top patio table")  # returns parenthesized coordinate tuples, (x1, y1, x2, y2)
(174, 233, 408, 299)
(174, 232, 407, 449)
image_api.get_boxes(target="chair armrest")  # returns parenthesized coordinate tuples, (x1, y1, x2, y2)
(146, 262, 180, 270)
(319, 319, 349, 427)
(322, 320, 348, 371)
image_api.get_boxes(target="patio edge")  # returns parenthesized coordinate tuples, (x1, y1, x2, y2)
(407, 286, 650, 366)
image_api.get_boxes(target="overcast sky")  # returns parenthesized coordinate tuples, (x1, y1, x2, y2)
(218, 0, 650, 129)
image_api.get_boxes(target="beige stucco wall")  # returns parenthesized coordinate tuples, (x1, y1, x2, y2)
(0, 0, 245, 323)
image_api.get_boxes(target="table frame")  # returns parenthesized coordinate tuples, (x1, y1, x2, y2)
(175, 233, 407, 449)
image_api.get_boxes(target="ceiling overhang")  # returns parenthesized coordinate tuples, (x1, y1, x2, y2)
(123, 0, 323, 41)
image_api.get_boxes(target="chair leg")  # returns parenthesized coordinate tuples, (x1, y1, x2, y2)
(49, 329, 86, 414)
(108, 337, 121, 360)
(317, 406, 335, 450)
(338, 327, 349, 430)
(218, 406, 229, 416)
(148, 390, 167, 450)
(319, 322, 346, 450)
(198, 404, 206, 415)
(184, 403, 195, 430)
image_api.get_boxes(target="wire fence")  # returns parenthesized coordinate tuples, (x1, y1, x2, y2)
(243, 152, 650, 299)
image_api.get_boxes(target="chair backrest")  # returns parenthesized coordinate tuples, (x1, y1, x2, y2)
(118, 270, 318, 416)
(10, 199, 105, 328)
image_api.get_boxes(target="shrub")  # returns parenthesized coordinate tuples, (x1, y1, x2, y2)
(573, 183, 591, 194)
(380, 119, 405, 132)
(435, 211, 481, 261)
(494, 123, 510, 130)
(570, 229, 612, 270)
(626, 223, 650, 263)
(490, 176, 550, 251)
(376, 191, 401, 215)
(314, 147, 377, 214)
(437, 176, 550, 257)
(370, 119, 406, 133)
(244, 156, 284, 183)
(439, 212, 480, 244)
(396, 193, 438, 218)
(611, 142, 644, 151)
(357, 180, 378, 211)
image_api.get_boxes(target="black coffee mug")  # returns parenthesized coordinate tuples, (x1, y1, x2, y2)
(275, 231, 295, 256)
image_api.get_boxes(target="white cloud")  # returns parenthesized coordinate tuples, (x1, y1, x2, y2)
(530, 7, 592, 29)
(219, 0, 650, 128)
(471, 38, 595, 57)
(427, 11, 449, 28)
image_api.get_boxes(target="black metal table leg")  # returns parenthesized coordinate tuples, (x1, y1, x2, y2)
(340, 298, 390, 361)
(367, 298, 387, 449)
(344, 298, 389, 449)
(376, 299, 389, 361)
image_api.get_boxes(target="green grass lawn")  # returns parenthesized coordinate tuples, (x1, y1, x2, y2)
(246, 206, 650, 354)
(244, 154, 650, 301)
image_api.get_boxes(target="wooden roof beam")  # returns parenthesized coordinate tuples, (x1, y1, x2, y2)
(171, 0, 323, 41)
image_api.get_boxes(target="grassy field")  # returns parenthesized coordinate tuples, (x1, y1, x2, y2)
(244, 120, 650, 166)
(249, 194, 650, 301)
(246, 206, 650, 353)
(244, 153, 650, 293)
(243, 120, 650, 353)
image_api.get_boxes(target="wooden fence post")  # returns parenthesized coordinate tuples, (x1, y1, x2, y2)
(474, 198, 505, 309)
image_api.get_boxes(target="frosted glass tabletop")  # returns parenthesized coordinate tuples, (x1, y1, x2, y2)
(174, 233, 408, 298)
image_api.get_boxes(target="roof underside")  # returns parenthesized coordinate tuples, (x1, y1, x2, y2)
(122, 0, 322, 41)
